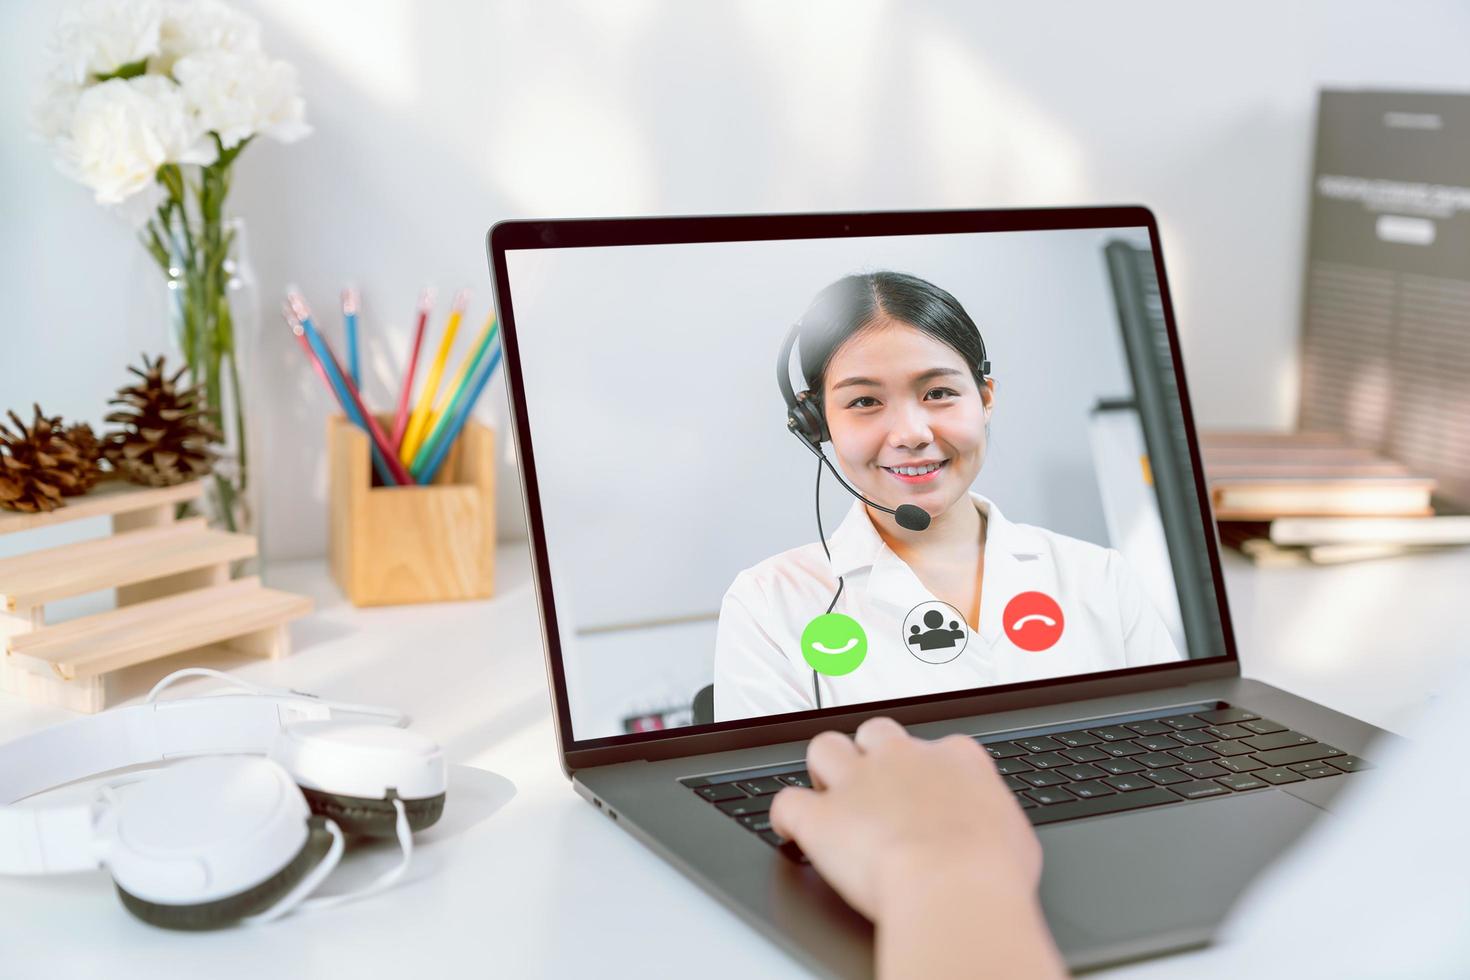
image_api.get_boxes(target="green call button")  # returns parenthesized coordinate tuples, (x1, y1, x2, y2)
(801, 613, 869, 676)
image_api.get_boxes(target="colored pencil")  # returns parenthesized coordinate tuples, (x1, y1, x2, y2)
(287, 294, 413, 487)
(390, 288, 433, 452)
(342, 286, 360, 388)
(410, 317, 498, 477)
(292, 325, 332, 389)
(418, 341, 502, 485)
(320, 336, 416, 487)
(399, 289, 468, 465)
(435, 313, 496, 416)
(286, 305, 394, 487)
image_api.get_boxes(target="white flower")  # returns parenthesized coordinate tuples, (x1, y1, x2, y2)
(156, 0, 261, 75)
(132, 76, 217, 167)
(50, 0, 163, 85)
(174, 50, 310, 150)
(57, 76, 217, 206)
(33, 69, 83, 145)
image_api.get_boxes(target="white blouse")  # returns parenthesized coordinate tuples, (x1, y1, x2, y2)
(713, 492, 1183, 722)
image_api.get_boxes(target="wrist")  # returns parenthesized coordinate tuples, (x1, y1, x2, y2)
(873, 840, 1035, 925)
(873, 844, 1062, 980)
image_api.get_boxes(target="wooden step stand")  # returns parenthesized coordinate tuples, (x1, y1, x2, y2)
(0, 479, 312, 713)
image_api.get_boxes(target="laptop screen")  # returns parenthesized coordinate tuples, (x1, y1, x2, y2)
(496, 214, 1229, 746)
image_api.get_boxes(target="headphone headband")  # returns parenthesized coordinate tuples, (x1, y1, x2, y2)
(775, 320, 803, 417)
(0, 682, 413, 878)
(0, 697, 327, 808)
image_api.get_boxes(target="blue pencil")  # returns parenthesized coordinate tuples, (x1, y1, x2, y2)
(418, 342, 501, 485)
(288, 298, 398, 487)
(343, 287, 361, 388)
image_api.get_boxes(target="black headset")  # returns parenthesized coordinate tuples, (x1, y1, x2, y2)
(776, 324, 832, 448)
(776, 317, 992, 708)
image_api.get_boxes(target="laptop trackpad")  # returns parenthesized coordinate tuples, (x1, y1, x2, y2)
(1036, 790, 1323, 967)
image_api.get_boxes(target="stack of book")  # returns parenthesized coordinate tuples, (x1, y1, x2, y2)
(1202, 432, 1470, 566)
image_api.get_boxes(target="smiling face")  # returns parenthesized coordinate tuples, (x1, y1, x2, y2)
(822, 319, 994, 524)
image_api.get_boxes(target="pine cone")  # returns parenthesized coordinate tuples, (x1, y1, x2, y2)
(104, 354, 222, 487)
(0, 405, 76, 513)
(60, 422, 106, 494)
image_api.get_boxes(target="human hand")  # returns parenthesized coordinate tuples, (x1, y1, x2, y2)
(769, 718, 1063, 980)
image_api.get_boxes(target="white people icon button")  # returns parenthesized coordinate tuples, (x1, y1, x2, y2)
(902, 601, 969, 665)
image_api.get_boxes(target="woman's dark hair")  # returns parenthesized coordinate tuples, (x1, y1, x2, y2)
(795, 271, 989, 401)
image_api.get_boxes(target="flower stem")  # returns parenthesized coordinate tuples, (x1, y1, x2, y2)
(150, 152, 250, 536)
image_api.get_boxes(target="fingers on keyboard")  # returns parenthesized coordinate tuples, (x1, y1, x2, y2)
(686, 705, 1367, 844)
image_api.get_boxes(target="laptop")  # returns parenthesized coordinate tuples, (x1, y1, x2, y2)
(485, 207, 1389, 976)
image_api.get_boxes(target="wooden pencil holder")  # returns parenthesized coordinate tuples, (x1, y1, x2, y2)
(327, 415, 496, 606)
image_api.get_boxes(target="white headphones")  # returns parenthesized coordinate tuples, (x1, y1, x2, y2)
(0, 668, 447, 930)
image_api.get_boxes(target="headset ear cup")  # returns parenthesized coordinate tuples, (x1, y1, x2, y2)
(813, 400, 830, 442)
(299, 786, 445, 838)
(792, 391, 829, 445)
(115, 816, 337, 931)
(269, 721, 448, 839)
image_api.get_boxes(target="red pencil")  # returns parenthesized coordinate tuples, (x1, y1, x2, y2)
(391, 288, 433, 453)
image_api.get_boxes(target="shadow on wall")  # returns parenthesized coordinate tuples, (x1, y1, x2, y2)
(234, 1, 1102, 561)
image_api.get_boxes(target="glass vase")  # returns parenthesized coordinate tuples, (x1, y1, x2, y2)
(164, 213, 264, 572)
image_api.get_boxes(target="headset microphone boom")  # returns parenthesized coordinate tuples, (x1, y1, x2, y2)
(776, 322, 937, 709)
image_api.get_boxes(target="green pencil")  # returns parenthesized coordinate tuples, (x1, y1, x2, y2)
(410, 319, 498, 479)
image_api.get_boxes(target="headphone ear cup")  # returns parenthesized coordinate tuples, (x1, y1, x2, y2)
(106, 757, 334, 931)
(297, 786, 444, 838)
(117, 816, 336, 931)
(270, 721, 448, 840)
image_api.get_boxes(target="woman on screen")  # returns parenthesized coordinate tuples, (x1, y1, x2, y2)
(713, 271, 1183, 723)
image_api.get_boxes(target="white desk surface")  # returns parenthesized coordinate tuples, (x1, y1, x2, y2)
(2, 542, 1466, 977)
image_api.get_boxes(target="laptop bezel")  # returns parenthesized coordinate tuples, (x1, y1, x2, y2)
(485, 205, 1239, 773)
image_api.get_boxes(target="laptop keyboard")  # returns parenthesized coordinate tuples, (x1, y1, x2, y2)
(679, 703, 1369, 863)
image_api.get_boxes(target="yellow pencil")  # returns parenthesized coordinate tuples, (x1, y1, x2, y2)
(433, 313, 495, 414)
(399, 289, 468, 464)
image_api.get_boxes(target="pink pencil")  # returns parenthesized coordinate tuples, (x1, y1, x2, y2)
(391, 288, 434, 453)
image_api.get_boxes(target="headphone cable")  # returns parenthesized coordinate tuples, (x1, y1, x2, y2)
(812, 456, 844, 710)
(145, 667, 411, 727)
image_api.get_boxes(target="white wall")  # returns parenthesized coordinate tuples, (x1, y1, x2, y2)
(4, 1, 1469, 559)
(509, 226, 1149, 632)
